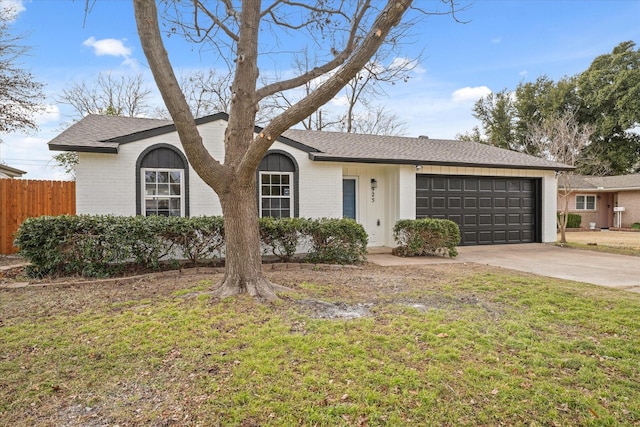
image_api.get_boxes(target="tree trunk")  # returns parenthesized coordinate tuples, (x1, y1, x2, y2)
(213, 180, 280, 301)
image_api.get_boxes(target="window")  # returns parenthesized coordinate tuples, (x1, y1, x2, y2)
(260, 172, 292, 218)
(136, 144, 189, 216)
(258, 151, 298, 217)
(575, 194, 596, 211)
(142, 168, 184, 216)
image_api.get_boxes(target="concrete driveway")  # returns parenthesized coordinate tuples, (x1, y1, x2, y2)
(368, 243, 640, 292)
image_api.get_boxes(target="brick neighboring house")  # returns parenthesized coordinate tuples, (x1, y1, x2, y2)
(49, 113, 573, 246)
(559, 174, 640, 229)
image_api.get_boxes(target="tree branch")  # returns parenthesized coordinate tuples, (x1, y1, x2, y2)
(240, 0, 414, 177)
(133, 0, 227, 192)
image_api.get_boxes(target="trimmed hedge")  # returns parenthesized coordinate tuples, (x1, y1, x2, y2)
(14, 215, 367, 278)
(392, 218, 460, 258)
(557, 212, 581, 229)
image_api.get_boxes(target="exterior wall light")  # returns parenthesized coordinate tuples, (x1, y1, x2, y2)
(370, 178, 378, 190)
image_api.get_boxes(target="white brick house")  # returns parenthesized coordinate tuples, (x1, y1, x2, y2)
(49, 113, 572, 247)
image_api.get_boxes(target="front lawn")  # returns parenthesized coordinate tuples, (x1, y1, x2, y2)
(1, 264, 639, 426)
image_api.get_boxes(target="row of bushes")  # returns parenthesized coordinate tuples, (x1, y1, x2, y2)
(14, 215, 368, 278)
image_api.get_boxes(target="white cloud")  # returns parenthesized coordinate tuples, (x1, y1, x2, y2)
(451, 86, 491, 103)
(35, 104, 60, 126)
(83, 36, 132, 58)
(0, 0, 26, 21)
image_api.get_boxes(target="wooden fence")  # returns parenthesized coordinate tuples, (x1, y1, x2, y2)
(0, 179, 75, 254)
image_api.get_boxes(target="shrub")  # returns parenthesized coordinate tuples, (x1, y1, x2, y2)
(393, 218, 460, 258)
(259, 217, 308, 262)
(162, 216, 225, 265)
(304, 218, 368, 264)
(632, 223, 640, 230)
(557, 212, 581, 229)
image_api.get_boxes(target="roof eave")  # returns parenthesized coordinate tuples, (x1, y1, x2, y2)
(48, 143, 119, 154)
(308, 153, 574, 171)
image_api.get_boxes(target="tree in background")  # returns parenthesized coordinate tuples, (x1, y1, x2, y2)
(577, 41, 640, 175)
(0, 6, 44, 147)
(525, 111, 594, 243)
(133, 0, 457, 300)
(465, 41, 640, 176)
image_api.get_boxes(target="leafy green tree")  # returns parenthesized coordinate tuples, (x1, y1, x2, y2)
(471, 89, 517, 150)
(576, 41, 640, 175)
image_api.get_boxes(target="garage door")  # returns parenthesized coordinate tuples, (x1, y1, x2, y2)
(416, 175, 540, 245)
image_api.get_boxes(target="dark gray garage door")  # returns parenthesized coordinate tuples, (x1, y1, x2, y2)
(416, 175, 540, 245)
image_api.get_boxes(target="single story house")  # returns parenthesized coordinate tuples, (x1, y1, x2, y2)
(48, 113, 572, 247)
(559, 174, 640, 229)
(0, 164, 27, 178)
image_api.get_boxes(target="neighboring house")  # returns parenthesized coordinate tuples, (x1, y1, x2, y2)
(559, 174, 640, 229)
(48, 113, 571, 247)
(0, 164, 27, 178)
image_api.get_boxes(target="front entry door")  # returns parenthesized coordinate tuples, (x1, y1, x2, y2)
(343, 178, 357, 220)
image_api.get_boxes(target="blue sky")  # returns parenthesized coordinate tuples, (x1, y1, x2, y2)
(1, 0, 639, 179)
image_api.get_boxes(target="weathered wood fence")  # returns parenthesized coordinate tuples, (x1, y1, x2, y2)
(0, 179, 75, 254)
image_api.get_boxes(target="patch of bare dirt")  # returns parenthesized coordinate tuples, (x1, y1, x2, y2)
(0, 262, 493, 326)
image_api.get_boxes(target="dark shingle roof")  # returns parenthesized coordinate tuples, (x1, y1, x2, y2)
(561, 174, 640, 190)
(48, 114, 173, 153)
(49, 113, 572, 171)
(282, 129, 572, 171)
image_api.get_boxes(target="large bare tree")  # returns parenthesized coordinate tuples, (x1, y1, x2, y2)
(133, 0, 454, 300)
(526, 111, 594, 244)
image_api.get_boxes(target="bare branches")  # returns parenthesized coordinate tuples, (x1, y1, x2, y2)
(0, 7, 44, 135)
(56, 72, 152, 119)
(240, 0, 414, 175)
(256, 0, 369, 100)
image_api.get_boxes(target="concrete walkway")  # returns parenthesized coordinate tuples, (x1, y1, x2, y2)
(367, 243, 640, 292)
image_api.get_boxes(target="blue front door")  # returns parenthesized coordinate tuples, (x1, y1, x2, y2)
(343, 178, 356, 219)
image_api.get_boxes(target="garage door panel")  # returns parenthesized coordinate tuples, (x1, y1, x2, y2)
(416, 174, 539, 245)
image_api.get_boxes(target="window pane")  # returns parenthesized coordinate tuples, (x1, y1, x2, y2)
(262, 209, 270, 217)
(145, 171, 156, 183)
(158, 184, 170, 196)
(170, 199, 181, 209)
(282, 209, 290, 218)
(262, 174, 271, 184)
(157, 210, 170, 216)
(282, 199, 290, 208)
(282, 175, 289, 184)
(145, 184, 156, 195)
(261, 186, 270, 196)
(145, 199, 157, 209)
(158, 172, 169, 183)
(262, 199, 271, 208)
(272, 198, 281, 209)
(576, 196, 585, 210)
(272, 174, 281, 184)
(170, 172, 181, 183)
(170, 184, 181, 195)
(158, 199, 169, 209)
(586, 196, 595, 210)
(272, 186, 281, 196)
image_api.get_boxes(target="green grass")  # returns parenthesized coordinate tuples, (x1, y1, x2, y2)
(1, 267, 640, 426)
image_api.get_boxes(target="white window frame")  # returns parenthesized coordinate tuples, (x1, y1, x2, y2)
(259, 171, 294, 218)
(141, 168, 185, 217)
(575, 194, 596, 211)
